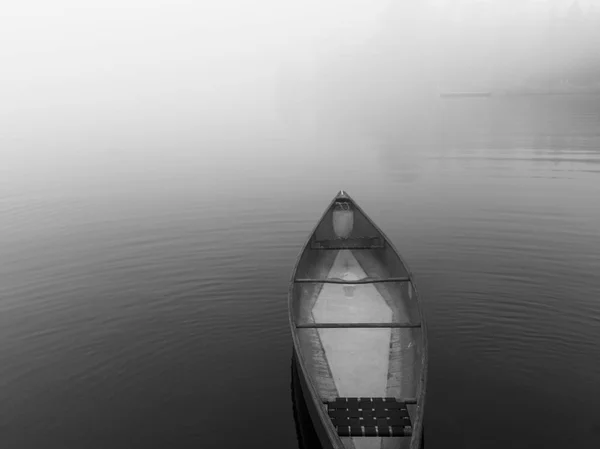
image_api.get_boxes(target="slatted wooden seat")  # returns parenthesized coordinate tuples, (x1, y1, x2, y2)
(325, 397, 413, 437)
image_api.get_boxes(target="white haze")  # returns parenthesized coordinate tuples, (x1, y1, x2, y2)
(0, 0, 390, 176)
(1, 0, 600, 174)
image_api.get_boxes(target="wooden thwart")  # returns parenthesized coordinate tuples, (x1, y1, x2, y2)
(312, 246, 385, 250)
(296, 322, 421, 329)
(294, 277, 410, 284)
(310, 237, 384, 250)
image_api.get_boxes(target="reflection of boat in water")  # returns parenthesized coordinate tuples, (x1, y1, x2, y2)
(288, 191, 427, 449)
(291, 352, 324, 449)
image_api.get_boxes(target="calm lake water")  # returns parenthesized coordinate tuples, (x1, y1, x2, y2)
(2, 97, 600, 449)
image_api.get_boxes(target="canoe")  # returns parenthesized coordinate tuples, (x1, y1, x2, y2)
(288, 191, 428, 449)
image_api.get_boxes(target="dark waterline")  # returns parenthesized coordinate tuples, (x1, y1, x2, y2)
(1, 97, 600, 449)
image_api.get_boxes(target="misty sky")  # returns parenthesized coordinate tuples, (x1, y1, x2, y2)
(2, 0, 600, 171)
(2, 1, 598, 116)
(0, 1, 400, 185)
(0, 0, 387, 116)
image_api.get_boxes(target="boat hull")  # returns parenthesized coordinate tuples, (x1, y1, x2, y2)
(288, 191, 427, 449)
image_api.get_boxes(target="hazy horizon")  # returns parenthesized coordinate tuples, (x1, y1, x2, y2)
(2, 0, 600, 167)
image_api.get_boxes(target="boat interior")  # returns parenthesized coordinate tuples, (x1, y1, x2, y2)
(290, 194, 425, 449)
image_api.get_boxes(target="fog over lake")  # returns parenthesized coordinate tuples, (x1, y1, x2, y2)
(2, 2, 600, 448)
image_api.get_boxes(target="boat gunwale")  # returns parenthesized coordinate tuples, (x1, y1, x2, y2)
(287, 191, 428, 449)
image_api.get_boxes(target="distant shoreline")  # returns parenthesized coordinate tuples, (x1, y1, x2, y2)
(440, 90, 600, 99)
(502, 90, 600, 97)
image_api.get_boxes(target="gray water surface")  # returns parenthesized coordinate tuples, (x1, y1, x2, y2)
(2, 97, 600, 449)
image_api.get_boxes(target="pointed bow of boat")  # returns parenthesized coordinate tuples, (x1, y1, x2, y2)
(335, 190, 351, 201)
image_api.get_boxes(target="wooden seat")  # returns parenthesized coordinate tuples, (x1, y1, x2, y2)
(326, 397, 413, 438)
